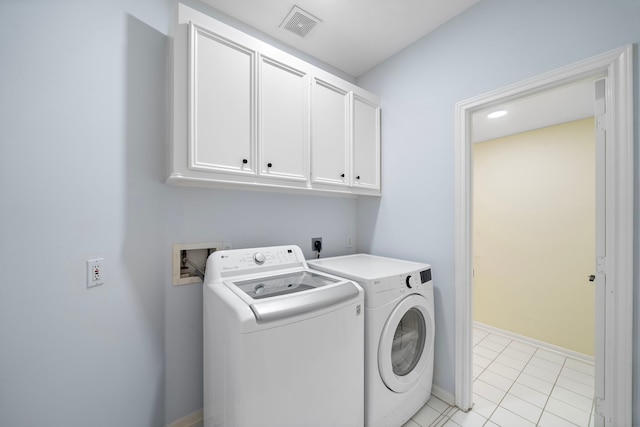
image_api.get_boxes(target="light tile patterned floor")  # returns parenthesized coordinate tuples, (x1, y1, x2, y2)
(403, 327, 596, 427)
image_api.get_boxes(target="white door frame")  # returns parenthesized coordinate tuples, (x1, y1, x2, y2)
(454, 45, 633, 425)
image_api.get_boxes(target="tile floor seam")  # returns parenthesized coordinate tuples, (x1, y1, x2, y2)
(472, 335, 498, 399)
(429, 408, 452, 427)
(479, 338, 540, 424)
(540, 353, 593, 426)
(587, 398, 595, 426)
(544, 399, 590, 426)
(427, 410, 448, 427)
(535, 354, 567, 425)
(473, 334, 517, 424)
(505, 342, 559, 426)
(499, 404, 539, 426)
(491, 369, 530, 425)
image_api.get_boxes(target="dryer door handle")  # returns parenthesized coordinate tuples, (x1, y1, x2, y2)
(250, 282, 361, 323)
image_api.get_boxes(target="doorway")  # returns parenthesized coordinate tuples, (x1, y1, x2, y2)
(471, 88, 597, 425)
(453, 45, 633, 426)
(471, 84, 596, 359)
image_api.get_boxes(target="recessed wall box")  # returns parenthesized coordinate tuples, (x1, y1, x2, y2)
(172, 242, 223, 286)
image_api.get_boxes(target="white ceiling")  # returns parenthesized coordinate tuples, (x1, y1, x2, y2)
(200, 0, 480, 76)
(200, 1, 595, 140)
(472, 80, 596, 143)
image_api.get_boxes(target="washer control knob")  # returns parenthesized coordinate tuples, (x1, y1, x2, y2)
(253, 252, 266, 265)
(406, 275, 418, 288)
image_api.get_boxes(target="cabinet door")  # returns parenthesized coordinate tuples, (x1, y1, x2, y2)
(310, 78, 350, 186)
(259, 55, 309, 181)
(352, 93, 380, 190)
(189, 23, 256, 175)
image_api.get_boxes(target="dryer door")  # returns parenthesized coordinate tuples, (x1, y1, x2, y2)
(378, 294, 434, 393)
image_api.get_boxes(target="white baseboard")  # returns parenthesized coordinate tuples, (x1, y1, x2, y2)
(474, 321, 594, 364)
(165, 409, 203, 427)
(431, 384, 455, 406)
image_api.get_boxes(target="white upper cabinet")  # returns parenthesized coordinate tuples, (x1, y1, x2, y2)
(352, 93, 381, 191)
(189, 23, 256, 176)
(258, 54, 309, 182)
(311, 77, 349, 187)
(169, 4, 380, 196)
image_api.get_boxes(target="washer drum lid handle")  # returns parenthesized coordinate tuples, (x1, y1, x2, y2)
(250, 282, 360, 323)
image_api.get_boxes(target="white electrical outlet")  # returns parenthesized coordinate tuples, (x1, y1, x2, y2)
(86, 258, 105, 288)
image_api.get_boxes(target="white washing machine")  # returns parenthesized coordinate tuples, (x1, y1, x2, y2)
(308, 254, 434, 427)
(203, 245, 364, 427)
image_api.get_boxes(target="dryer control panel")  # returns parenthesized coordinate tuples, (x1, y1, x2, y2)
(405, 269, 432, 289)
(361, 269, 434, 308)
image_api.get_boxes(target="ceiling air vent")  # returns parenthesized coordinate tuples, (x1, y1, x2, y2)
(280, 6, 321, 38)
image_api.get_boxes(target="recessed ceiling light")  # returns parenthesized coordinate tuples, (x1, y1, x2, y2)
(487, 110, 508, 119)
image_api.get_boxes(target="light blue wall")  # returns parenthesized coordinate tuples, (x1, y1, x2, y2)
(0, 1, 356, 426)
(356, 0, 640, 422)
(3, 0, 638, 425)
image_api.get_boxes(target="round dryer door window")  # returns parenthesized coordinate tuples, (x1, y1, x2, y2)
(378, 294, 434, 393)
(392, 308, 425, 376)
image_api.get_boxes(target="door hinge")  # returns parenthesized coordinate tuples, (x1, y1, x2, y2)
(595, 397, 610, 423)
(596, 256, 606, 274)
(596, 113, 606, 131)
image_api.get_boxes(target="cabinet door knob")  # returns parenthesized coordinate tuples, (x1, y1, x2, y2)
(356, 175, 360, 180)
(242, 159, 248, 164)
(341, 173, 345, 178)
(267, 162, 273, 168)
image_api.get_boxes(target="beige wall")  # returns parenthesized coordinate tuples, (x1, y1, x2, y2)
(473, 117, 595, 356)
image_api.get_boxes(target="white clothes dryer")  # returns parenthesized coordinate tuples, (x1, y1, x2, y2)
(203, 245, 364, 427)
(308, 254, 434, 427)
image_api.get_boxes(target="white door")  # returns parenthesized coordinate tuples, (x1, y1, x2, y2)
(378, 294, 434, 392)
(593, 78, 606, 427)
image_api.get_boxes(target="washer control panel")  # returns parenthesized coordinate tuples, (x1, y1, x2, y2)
(207, 245, 305, 281)
(253, 252, 266, 265)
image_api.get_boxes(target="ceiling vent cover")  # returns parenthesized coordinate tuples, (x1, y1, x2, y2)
(280, 6, 321, 38)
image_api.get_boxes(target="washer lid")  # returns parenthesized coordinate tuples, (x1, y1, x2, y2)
(229, 271, 361, 323)
(378, 294, 434, 393)
(232, 271, 339, 300)
(248, 281, 361, 323)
